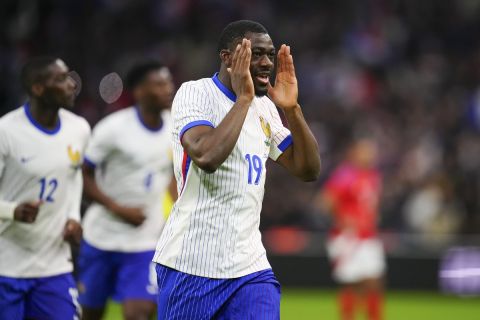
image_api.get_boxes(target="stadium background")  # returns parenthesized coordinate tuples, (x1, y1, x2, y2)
(1, 0, 479, 318)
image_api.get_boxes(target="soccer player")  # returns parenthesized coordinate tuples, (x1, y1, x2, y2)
(315, 138, 385, 320)
(78, 61, 177, 320)
(0, 57, 90, 319)
(153, 20, 321, 319)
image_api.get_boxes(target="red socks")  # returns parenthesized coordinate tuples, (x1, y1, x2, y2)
(339, 288, 356, 320)
(365, 290, 383, 320)
(339, 288, 383, 320)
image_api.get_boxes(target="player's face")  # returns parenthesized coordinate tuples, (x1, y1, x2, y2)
(352, 140, 378, 168)
(39, 60, 76, 108)
(140, 68, 174, 110)
(245, 32, 275, 96)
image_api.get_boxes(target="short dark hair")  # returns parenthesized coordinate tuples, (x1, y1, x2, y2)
(125, 61, 165, 90)
(218, 20, 268, 52)
(21, 56, 58, 94)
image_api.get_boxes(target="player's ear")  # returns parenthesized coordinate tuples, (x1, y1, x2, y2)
(132, 85, 143, 102)
(220, 49, 231, 67)
(31, 83, 44, 97)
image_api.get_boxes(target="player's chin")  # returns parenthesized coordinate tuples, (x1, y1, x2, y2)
(63, 96, 75, 109)
(254, 83, 269, 97)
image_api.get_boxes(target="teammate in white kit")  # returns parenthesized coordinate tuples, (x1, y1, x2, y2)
(153, 20, 321, 319)
(0, 57, 90, 320)
(78, 61, 177, 320)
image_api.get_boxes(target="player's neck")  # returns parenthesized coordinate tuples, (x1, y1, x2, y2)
(29, 99, 60, 130)
(218, 67, 234, 93)
(137, 104, 163, 129)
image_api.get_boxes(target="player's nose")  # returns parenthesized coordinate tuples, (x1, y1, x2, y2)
(259, 54, 274, 69)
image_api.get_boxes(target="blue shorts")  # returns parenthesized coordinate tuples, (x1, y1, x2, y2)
(77, 240, 157, 308)
(0, 273, 80, 320)
(156, 264, 281, 320)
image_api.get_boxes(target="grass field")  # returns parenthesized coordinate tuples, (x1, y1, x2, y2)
(104, 289, 480, 320)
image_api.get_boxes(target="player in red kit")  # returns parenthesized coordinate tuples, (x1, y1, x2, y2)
(315, 138, 385, 320)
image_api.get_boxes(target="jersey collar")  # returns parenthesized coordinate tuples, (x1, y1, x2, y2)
(135, 106, 164, 133)
(23, 103, 62, 135)
(212, 73, 236, 102)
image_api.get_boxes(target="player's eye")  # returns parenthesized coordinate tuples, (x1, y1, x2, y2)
(252, 51, 262, 58)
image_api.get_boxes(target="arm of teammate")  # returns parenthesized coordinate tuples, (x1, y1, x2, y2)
(181, 38, 255, 173)
(0, 127, 42, 223)
(63, 167, 83, 244)
(82, 164, 146, 226)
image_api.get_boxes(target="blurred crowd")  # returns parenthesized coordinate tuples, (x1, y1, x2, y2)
(1, 0, 479, 235)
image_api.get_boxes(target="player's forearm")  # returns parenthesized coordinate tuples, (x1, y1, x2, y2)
(67, 170, 83, 222)
(283, 104, 321, 181)
(82, 166, 118, 211)
(186, 97, 251, 172)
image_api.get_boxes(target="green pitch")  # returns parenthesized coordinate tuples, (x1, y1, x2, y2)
(104, 289, 480, 320)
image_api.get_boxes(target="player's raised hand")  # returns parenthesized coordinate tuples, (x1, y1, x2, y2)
(110, 204, 146, 226)
(63, 219, 82, 245)
(13, 201, 42, 223)
(227, 38, 255, 102)
(268, 44, 298, 109)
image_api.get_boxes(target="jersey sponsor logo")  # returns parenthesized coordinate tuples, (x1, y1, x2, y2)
(67, 145, 82, 169)
(259, 116, 271, 147)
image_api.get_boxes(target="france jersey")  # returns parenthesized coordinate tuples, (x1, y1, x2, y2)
(153, 73, 292, 279)
(82, 107, 173, 252)
(0, 104, 90, 278)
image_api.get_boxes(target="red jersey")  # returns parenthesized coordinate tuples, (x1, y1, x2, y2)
(324, 163, 381, 238)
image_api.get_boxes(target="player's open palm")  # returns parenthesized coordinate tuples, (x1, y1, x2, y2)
(268, 44, 298, 109)
(228, 38, 255, 102)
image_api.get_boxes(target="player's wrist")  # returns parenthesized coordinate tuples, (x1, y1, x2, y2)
(106, 200, 120, 213)
(235, 95, 253, 107)
(0, 200, 18, 220)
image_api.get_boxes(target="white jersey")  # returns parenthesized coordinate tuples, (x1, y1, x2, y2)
(82, 107, 173, 252)
(153, 74, 292, 278)
(0, 105, 90, 278)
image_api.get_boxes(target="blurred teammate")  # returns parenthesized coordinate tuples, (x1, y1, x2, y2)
(315, 138, 385, 320)
(0, 57, 90, 319)
(153, 20, 321, 319)
(78, 61, 177, 320)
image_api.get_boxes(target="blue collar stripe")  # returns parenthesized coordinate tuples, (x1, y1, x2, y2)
(23, 103, 61, 135)
(135, 107, 163, 133)
(212, 73, 236, 102)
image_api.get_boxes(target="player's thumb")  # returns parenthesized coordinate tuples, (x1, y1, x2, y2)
(227, 67, 232, 74)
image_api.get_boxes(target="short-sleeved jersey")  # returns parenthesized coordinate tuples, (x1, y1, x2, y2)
(153, 74, 292, 278)
(0, 105, 90, 278)
(82, 107, 173, 252)
(324, 163, 382, 238)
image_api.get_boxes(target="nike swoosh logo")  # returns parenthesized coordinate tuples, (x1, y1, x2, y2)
(20, 156, 35, 163)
